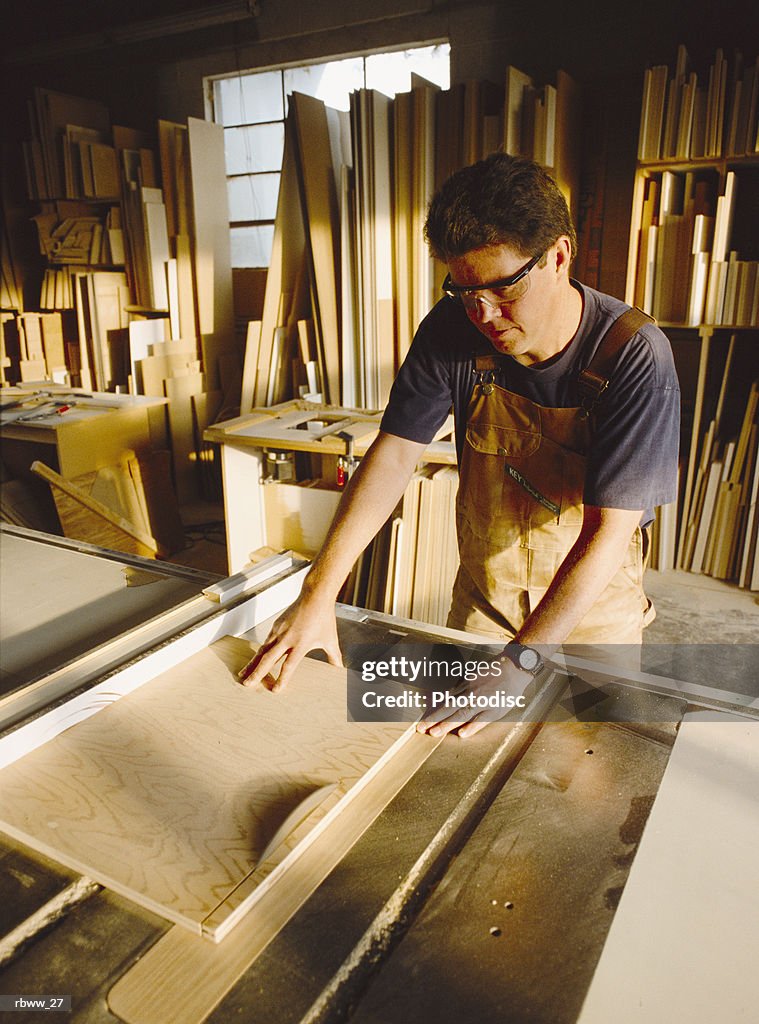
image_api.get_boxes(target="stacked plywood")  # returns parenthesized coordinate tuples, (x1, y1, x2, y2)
(22, 93, 237, 498)
(342, 463, 460, 626)
(242, 97, 344, 411)
(678, 373, 758, 588)
(243, 75, 580, 414)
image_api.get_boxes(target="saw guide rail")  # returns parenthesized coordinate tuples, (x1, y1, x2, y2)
(0, 532, 757, 1023)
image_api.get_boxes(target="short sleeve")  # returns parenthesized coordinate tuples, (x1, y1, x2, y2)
(583, 325, 680, 512)
(380, 312, 456, 444)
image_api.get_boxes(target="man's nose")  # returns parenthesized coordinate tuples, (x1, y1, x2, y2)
(472, 296, 500, 323)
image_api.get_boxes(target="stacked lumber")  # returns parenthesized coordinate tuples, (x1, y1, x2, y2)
(678, 379, 759, 587)
(32, 203, 122, 268)
(70, 270, 130, 391)
(632, 168, 759, 328)
(23, 95, 241, 506)
(14, 312, 71, 384)
(242, 75, 581, 414)
(501, 67, 581, 219)
(22, 91, 237, 423)
(343, 464, 460, 626)
(23, 88, 111, 201)
(638, 46, 759, 162)
(242, 97, 344, 411)
(350, 88, 395, 409)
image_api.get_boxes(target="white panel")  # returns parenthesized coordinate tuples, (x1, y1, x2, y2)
(578, 711, 759, 1024)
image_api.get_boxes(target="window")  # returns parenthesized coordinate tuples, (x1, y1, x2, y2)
(209, 44, 450, 268)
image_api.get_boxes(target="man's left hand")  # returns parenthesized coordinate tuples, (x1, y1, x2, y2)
(415, 658, 534, 739)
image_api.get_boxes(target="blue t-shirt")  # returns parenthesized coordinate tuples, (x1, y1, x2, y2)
(380, 281, 680, 526)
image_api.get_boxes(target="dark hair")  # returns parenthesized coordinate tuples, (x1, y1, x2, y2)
(424, 153, 577, 263)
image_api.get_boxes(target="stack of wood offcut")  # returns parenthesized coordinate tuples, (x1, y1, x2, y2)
(241, 69, 580, 415)
(677, 366, 758, 588)
(22, 89, 240, 506)
(343, 462, 460, 626)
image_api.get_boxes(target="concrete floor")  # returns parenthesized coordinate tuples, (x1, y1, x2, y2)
(640, 568, 758, 700)
(643, 568, 758, 644)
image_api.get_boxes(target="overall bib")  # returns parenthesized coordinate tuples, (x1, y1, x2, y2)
(447, 308, 654, 646)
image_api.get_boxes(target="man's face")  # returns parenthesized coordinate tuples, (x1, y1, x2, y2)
(446, 242, 564, 363)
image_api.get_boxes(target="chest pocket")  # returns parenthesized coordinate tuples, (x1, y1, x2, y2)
(465, 420, 541, 458)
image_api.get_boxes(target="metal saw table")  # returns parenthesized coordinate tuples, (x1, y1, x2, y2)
(0, 525, 757, 1024)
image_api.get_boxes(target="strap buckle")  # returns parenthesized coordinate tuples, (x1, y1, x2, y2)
(577, 369, 609, 416)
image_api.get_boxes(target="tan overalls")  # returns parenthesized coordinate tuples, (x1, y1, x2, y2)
(447, 308, 655, 645)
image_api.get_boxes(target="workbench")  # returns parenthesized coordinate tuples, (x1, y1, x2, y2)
(0, 525, 757, 1024)
(204, 400, 456, 573)
(0, 386, 168, 481)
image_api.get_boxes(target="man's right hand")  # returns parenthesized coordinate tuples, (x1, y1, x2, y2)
(235, 432, 426, 694)
(237, 589, 343, 692)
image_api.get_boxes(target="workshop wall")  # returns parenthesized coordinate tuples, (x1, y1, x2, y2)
(3, 0, 757, 303)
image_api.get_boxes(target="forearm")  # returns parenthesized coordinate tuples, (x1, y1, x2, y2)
(239, 431, 427, 689)
(515, 506, 643, 651)
(301, 431, 427, 602)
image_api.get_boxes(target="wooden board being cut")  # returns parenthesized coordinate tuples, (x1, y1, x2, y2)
(0, 636, 416, 941)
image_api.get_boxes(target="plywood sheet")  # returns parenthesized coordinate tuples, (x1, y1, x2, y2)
(165, 371, 204, 503)
(0, 637, 415, 940)
(577, 712, 759, 1023)
(108, 723, 439, 1024)
(290, 93, 341, 404)
(187, 118, 235, 390)
(0, 532, 198, 694)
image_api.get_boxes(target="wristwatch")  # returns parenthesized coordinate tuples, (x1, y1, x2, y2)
(501, 643, 544, 676)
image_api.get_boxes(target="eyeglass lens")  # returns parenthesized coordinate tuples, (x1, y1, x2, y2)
(457, 274, 532, 310)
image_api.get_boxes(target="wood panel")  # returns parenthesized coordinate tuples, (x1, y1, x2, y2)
(31, 460, 159, 558)
(165, 371, 204, 504)
(107, 726, 439, 1024)
(187, 118, 235, 391)
(577, 712, 759, 1023)
(290, 93, 342, 406)
(0, 637, 419, 941)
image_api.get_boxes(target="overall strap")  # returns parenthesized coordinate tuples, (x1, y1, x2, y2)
(577, 306, 655, 415)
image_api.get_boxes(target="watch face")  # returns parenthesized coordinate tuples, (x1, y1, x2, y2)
(518, 648, 540, 672)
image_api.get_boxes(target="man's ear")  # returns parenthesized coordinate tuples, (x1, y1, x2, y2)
(553, 235, 573, 275)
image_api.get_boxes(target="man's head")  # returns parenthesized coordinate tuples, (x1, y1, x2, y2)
(424, 153, 577, 264)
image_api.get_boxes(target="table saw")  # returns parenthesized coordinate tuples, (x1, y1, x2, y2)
(0, 524, 757, 1024)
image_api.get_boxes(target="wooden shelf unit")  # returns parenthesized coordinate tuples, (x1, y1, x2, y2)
(626, 48, 759, 586)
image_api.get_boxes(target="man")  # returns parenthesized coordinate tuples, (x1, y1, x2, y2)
(240, 154, 680, 737)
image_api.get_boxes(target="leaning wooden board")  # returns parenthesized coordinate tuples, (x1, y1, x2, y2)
(0, 636, 424, 941)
